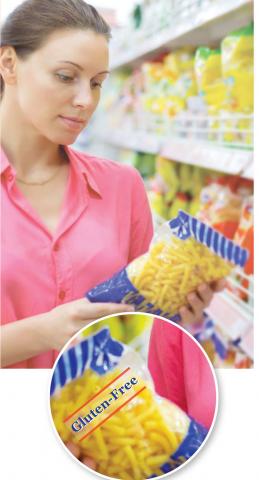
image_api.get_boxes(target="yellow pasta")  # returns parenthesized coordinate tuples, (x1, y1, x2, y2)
(127, 235, 232, 318)
(51, 368, 189, 480)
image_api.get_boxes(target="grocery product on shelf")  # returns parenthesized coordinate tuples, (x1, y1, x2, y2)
(85, 0, 254, 369)
(132, 151, 156, 179)
(221, 23, 254, 113)
(193, 315, 253, 368)
(98, 15, 254, 150)
(196, 176, 253, 307)
(50, 327, 207, 478)
(220, 23, 254, 145)
(234, 195, 253, 275)
(197, 175, 253, 238)
(194, 47, 227, 111)
(148, 156, 217, 221)
(141, 49, 197, 118)
(86, 211, 248, 322)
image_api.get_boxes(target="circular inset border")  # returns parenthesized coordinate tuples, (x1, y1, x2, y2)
(48, 312, 219, 479)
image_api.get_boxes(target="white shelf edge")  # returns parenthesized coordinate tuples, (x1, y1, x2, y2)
(95, 130, 253, 178)
(110, 0, 253, 70)
(206, 291, 253, 358)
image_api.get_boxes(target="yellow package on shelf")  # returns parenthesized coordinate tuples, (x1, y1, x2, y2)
(221, 23, 254, 112)
(194, 47, 227, 110)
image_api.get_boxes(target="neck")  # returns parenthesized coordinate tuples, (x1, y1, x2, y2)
(0, 94, 64, 175)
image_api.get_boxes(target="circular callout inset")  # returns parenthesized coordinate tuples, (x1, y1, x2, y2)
(49, 313, 218, 479)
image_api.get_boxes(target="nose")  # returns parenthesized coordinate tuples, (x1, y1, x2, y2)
(72, 83, 96, 111)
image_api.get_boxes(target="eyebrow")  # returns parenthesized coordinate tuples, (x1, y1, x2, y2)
(58, 61, 110, 75)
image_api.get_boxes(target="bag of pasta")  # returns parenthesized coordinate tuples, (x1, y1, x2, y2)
(50, 327, 208, 479)
(86, 211, 248, 322)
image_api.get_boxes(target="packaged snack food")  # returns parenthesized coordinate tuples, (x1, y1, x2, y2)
(192, 315, 229, 365)
(86, 211, 248, 322)
(230, 196, 254, 302)
(221, 23, 254, 113)
(194, 47, 227, 110)
(148, 190, 169, 220)
(234, 196, 253, 275)
(50, 327, 208, 479)
(169, 192, 190, 218)
(198, 182, 243, 239)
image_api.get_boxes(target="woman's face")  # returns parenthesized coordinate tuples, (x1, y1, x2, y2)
(13, 29, 109, 144)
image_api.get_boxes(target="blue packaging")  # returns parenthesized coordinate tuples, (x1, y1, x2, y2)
(50, 327, 209, 477)
(86, 211, 248, 322)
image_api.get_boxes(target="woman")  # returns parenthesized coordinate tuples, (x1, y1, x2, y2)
(0, 0, 225, 368)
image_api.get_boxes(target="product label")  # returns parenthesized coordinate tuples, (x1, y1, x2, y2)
(50, 328, 125, 396)
(63, 367, 146, 442)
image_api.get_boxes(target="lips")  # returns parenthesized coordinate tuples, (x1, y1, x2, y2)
(59, 115, 86, 131)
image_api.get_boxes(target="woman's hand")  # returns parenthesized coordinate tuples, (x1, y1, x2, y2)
(43, 298, 134, 351)
(179, 278, 227, 325)
(1, 299, 134, 367)
(66, 441, 96, 470)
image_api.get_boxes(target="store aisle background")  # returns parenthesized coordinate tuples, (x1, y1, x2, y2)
(77, 0, 254, 369)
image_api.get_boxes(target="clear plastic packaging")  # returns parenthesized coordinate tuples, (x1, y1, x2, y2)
(86, 211, 248, 322)
(50, 327, 208, 479)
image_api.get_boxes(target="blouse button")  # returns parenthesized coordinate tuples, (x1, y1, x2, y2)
(59, 290, 66, 301)
(7, 174, 14, 182)
(53, 244, 59, 252)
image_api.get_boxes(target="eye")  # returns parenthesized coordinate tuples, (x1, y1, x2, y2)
(91, 81, 102, 89)
(56, 73, 74, 83)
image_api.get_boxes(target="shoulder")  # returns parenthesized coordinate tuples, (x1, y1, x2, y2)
(68, 147, 142, 186)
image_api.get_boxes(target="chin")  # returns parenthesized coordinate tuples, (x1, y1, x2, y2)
(48, 131, 82, 146)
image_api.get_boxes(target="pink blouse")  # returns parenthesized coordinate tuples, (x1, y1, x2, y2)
(148, 319, 217, 429)
(1, 145, 153, 368)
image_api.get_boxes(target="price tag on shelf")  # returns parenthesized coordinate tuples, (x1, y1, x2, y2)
(206, 292, 252, 341)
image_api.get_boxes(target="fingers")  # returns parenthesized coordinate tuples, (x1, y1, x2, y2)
(77, 299, 134, 320)
(179, 306, 202, 325)
(186, 292, 205, 318)
(81, 457, 96, 470)
(210, 278, 227, 292)
(66, 441, 80, 459)
(66, 442, 96, 470)
(180, 279, 225, 324)
(197, 284, 213, 308)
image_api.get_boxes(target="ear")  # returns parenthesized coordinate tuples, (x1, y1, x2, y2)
(0, 46, 18, 86)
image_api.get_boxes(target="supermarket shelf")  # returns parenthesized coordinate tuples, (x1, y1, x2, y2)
(110, 0, 253, 69)
(206, 293, 252, 344)
(96, 127, 253, 178)
(160, 139, 253, 178)
(206, 270, 253, 358)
